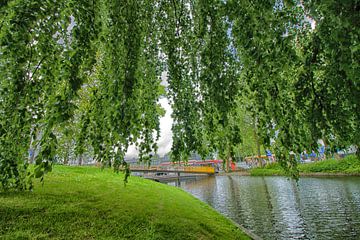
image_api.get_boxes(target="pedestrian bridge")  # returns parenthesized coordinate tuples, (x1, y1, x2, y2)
(129, 165, 215, 174)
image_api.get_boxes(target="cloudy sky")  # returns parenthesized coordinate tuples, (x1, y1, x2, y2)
(126, 71, 173, 158)
(125, 97, 173, 158)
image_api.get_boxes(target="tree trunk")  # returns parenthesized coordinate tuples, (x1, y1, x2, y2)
(225, 158, 230, 172)
(64, 143, 69, 165)
(253, 115, 261, 166)
(78, 154, 83, 166)
(253, 115, 261, 156)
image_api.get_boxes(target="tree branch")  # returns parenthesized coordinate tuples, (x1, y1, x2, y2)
(29, 56, 46, 82)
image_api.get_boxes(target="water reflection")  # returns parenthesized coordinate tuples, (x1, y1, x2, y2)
(176, 176, 360, 240)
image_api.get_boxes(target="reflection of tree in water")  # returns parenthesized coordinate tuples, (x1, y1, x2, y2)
(227, 176, 240, 221)
(313, 178, 360, 239)
(277, 177, 360, 240)
(261, 177, 274, 213)
(226, 176, 277, 239)
(180, 176, 360, 240)
(230, 176, 301, 239)
(255, 177, 276, 238)
(181, 176, 217, 207)
(342, 179, 360, 238)
(290, 180, 309, 239)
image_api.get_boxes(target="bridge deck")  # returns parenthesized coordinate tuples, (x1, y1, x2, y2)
(129, 166, 215, 174)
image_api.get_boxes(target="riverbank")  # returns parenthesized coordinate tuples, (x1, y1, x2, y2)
(249, 155, 360, 176)
(0, 165, 250, 239)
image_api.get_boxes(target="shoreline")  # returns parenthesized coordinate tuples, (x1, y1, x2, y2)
(299, 172, 360, 177)
(218, 171, 360, 177)
(229, 156, 360, 177)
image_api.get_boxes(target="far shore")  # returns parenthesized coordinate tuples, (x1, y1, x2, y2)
(219, 155, 360, 177)
(219, 171, 360, 177)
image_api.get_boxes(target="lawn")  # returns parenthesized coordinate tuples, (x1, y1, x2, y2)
(298, 155, 360, 174)
(0, 165, 249, 240)
(249, 155, 360, 176)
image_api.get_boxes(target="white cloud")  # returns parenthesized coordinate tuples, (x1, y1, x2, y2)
(126, 70, 173, 159)
(157, 97, 173, 156)
(125, 97, 173, 158)
(160, 71, 169, 88)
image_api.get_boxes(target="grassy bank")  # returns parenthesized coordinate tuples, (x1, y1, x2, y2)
(0, 165, 249, 240)
(250, 155, 360, 176)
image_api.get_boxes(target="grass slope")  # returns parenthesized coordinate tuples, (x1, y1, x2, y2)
(0, 165, 249, 240)
(250, 155, 360, 176)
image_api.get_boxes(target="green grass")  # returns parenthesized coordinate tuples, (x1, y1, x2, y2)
(0, 165, 249, 240)
(249, 155, 360, 176)
(298, 155, 360, 174)
(249, 164, 285, 176)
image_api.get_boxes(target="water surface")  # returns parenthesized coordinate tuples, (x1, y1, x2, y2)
(172, 176, 360, 240)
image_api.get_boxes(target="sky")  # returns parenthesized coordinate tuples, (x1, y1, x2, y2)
(126, 72, 173, 158)
(125, 97, 173, 158)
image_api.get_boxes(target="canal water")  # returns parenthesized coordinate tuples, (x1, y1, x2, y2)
(170, 176, 360, 240)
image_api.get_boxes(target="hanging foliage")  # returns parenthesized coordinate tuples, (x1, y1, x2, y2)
(1, 0, 359, 190)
